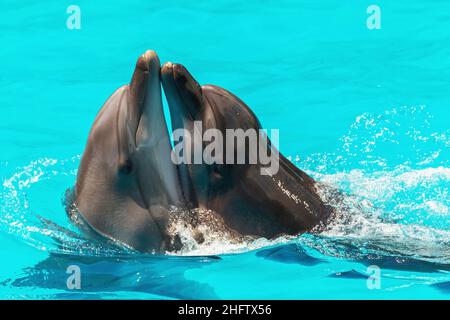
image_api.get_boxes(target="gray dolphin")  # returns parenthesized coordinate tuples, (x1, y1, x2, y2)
(73, 51, 184, 253)
(71, 51, 333, 254)
(161, 63, 333, 239)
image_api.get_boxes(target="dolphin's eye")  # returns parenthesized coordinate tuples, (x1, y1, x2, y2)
(119, 159, 134, 175)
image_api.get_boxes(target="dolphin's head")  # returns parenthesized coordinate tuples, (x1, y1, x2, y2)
(74, 51, 182, 253)
(161, 62, 332, 238)
(160, 61, 262, 193)
(161, 62, 285, 236)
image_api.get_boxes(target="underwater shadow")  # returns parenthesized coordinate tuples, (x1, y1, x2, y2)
(255, 238, 450, 274)
(255, 243, 327, 266)
(432, 281, 450, 295)
(7, 252, 220, 299)
(306, 236, 450, 273)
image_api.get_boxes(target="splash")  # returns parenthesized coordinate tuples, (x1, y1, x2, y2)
(297, 105, 450, 173)
(166, 207, 292, 256)
(298, 105, 450, 264)
(0, 106, 448, 261)
(0, 157, 127, 256)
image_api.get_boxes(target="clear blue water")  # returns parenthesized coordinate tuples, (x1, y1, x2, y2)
(1, 0, 449, 299)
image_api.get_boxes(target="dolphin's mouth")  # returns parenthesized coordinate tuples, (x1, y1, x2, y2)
(133, 51, 164, 147)
(159, 61, 204, 209)
(160, 62, 203, 129)
(128, 51, 186, 210)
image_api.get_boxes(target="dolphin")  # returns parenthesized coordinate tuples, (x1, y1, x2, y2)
(161, 62, 333, 239)
(71, 51, 333, 254)
(72, 51, 185, 253)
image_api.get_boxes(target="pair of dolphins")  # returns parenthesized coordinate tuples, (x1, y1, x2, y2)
(70, 50, 333, 253)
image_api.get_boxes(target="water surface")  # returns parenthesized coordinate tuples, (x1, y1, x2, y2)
(0, 0, 449, 299)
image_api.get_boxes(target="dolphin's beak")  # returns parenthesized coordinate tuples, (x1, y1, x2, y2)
(161, 62, 203, 131)
(129, 51, 184, 209)
(161, 62, 205, 208)
(132, 51, 164, 147)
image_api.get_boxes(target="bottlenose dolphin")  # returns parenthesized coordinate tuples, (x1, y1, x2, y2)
(161, 63, 332, 239)
(72, 51, 184, 253)
(71, 50, 333, 253)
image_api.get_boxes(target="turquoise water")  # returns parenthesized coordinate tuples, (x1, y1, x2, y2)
(1, 0, 449, 299)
